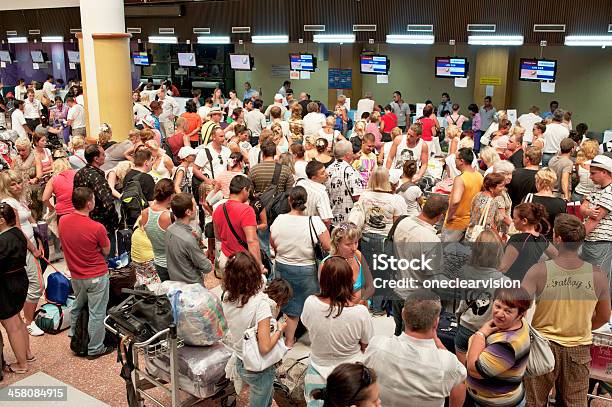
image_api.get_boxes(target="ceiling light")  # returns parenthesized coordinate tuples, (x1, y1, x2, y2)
(7, 37, 28, 44)
(313, 34, 355, 44)
(197, 36, 230, 44)
(564, 35, 612, 46)
(148, 36, 178, 44)
(386, 34, 434, 44)
(41, 36, 64, 43)
(252, 35, 289, 44)
(467, 35, 524, 45)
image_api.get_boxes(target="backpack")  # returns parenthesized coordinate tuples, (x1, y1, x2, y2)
(259, 163, 291, 225)
(70, 305, 89, 356)
(120, 173, 148, 228)
(162, 140, 180, 166)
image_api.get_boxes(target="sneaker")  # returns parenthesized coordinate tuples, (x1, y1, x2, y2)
(27, 322, 44, 336)
(86, 346, 115, 360)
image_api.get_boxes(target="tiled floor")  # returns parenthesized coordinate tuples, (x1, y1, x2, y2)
(0, 258, 396, 406)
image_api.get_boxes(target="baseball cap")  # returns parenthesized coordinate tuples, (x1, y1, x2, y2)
(178, 146, 198, 159)
(209, 106, 223, 115)
(590, 155, 612, 174)
(274, 93, 284, 101)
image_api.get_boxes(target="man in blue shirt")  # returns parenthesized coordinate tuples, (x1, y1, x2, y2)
(542, 100, 559, 120)
(243, 81, 257, 101)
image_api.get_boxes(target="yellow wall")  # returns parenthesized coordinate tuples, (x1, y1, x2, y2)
(236, 44, 612, 132)
(92, 37, 133, 142)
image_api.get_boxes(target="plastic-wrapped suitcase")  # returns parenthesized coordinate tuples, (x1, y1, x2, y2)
(144, 342, 232, 399)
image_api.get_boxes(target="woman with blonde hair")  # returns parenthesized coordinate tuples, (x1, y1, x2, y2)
(0, 170, 45, 336)
(492, 160, 515, 237)
(365, 111, 383, 150)
(288, 103, 304, 143)
(479, 146, 500, 176)
(68, 135, 87, 170)
(573, 139, 599, 201)
(122, 128, 148, 162)
(107, 160, 134, 199)
(454, 230, 509, 365)
(42, 157, 76, 224)
(378, 127, 403, 166)
(212, 87, 225, 108)
(354, 167, 407, 276)
(145, 139, 174, 182)
(526, 168, 566, 239)
(304, 135, 318, 161)
(318, 116, 342, 149)
(446, 124, 462, 155)
(98, 123, 116, 150)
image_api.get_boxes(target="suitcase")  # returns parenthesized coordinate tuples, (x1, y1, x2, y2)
(144, 343, 232, 399)
(437, 311, 458, 354)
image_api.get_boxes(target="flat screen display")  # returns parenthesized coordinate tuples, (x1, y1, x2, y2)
(360, 54, 389, 75)
(0, 51, 11, 63)
(290, 53, 316, 72)
(229, 54, 253, 71)
(30, 51, 45, 63)
(435, 57, 468, 78)
(519, 58, 557, 82)
(178, 52, 196, 67)
(133, 52, 150, 66)
(66, 51, 80, 63)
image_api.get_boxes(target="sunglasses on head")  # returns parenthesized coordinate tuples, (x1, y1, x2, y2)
(348, 363, 373, 403)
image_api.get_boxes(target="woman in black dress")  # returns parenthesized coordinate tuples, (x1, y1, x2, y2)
(0, 202, 34, 374)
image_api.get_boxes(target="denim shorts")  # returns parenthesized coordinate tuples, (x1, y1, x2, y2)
(276, 261, 318, 317)
(454, 324, 476, 353)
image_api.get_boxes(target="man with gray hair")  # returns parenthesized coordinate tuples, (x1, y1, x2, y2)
(365, 289, 466, 407)
(542, 108, 569, 167)
(357, 91, 376, 121)
(325, 139, 364, 225)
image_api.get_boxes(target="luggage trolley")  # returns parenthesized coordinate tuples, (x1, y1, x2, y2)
(104, 316, 236, 407)
(589, 329, 612, 405)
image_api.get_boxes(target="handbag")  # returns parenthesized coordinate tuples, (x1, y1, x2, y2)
(242, 297, 288, 372)
(308, 216, 325, 268)
(273, 356, 309, 407)
(465, 197, 493, 242)
(222, 204, 273, 273)
(525, 323, 555, 377)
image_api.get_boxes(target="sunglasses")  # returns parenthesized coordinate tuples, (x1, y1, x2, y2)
(218, 154, 224, 165)
(348, 363, 373, 403)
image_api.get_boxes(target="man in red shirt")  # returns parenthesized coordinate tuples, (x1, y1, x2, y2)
(212, 175, 263, 275)
(59, 187, 113, 360)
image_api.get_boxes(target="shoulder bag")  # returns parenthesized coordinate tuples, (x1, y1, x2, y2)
(465, 197, 493, 242)
(525, 323, 555, 377)
(242, 297, 288, 372)
(309, 216, 326, 270)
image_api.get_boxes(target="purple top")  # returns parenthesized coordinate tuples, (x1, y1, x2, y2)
(472, 113, 482, 132)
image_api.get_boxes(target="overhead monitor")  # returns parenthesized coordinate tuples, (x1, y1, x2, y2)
(360, 54, 389, 75)
(178, 52, 196, 67)
(30, 50, 45, 63)
(435, 57, 468, 78)
(519, 58, 557, 82)
(0, 51, 11, 63)
(229, 53, 253, 71)
(66, 50, 80, 64)
(289, 53, 316, 72)
(132, 51, 150, 66)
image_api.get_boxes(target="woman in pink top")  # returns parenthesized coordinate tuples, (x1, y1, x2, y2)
(366, 111, 383, 150)
(42, 158, 76, 226)
(214, 152, 245, 198)
(418, 105, 437, 142)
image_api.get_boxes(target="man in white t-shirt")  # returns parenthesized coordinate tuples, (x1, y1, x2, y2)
(193, 127, 231, 183)
(42, 75, 57, 101)
(356, 91, 376, 121)
(11, 100, 34, 139)
(295, 160, 333, 228)
(542, 109, 569, 167)
(157, 88, 179, 139)
(303, 102, 326, 137)
(264, 94, 287, 119)
(66, 97, 86, 137)
(365, 289, 467, 407)
(517, 105, 543, 144)
(23, 89, 42, 130)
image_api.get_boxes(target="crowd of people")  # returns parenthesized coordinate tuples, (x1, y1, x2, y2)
(0, 79, 611, 407)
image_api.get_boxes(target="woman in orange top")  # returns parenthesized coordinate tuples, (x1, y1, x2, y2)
(180, 100, 203, 145)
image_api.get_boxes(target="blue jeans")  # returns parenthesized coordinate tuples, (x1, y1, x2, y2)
(70, 274, 110, 356)
(236, 357, 275, 407)
(541, 152, 555, 167)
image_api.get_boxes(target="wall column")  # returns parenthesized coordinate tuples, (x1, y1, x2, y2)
(327, 44, 363, 110)
(78, 0, 132, 142)
(473, 47, 513, 109)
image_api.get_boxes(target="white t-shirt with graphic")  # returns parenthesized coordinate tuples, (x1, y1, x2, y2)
(359, 190, 407, 235)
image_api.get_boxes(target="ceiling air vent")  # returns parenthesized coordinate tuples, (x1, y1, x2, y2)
(353, 24, 376, 32)
(407, 24, 433, 32)
(193, 28, 211, 35)
(159, 28, 174, 35)
(608, 24, 612, 32)
(232, 27, 251, 34)
(533, 24, 566, 32)
(127, 27, 141, 34)
(6, 31, 17, 36)
(28, 29, 41, 35)
(70, 28, 81, 34)
(467, 24, 496, 32)
(304, 25, 326, 32)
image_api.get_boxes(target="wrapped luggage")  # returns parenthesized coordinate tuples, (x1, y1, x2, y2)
(156, 281, 227, 346)
(144, 343, 232, 399)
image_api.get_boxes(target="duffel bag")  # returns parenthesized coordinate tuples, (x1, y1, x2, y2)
(34, 296, 75, 334)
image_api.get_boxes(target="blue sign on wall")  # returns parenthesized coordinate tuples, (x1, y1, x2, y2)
(328, 68, 352, 89)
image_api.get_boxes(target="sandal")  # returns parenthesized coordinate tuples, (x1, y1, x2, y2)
(27, 355, 36, 363)
(5, 364, 27, 374)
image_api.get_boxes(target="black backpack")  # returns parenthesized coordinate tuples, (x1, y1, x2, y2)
(70, 306, 89, 357)
(120, 173, 148, 228)
(259, 163, 291, 226)
(162, 140, 180, 166)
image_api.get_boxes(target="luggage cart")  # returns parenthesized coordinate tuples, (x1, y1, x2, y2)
(589, 330, 612, 405)
(104, 316, 236, 407)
